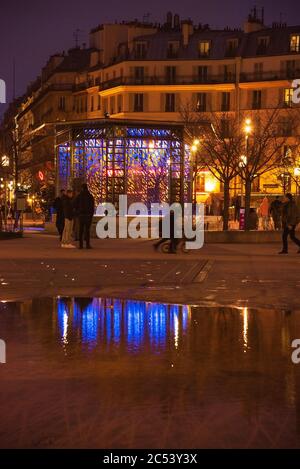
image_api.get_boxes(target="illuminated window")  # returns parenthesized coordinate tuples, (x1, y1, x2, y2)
(117, 95, 123, 113)
(284, 88, 293, 107)
(199, 41, 210, 57)
(290, 35, 300, 52)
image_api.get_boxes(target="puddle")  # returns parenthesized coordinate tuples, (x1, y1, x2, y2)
(1, 298, 300, 448)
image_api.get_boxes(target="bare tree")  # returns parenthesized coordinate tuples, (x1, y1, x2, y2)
(181, 104, 243, 230)
(236, 108, 291, 229)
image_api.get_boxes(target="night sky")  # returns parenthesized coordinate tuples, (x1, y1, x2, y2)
(1, 0, 299, 118)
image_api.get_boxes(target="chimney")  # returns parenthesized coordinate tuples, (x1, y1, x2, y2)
(174, 14, 180, 30)
(181, 19, 193, 47)
(243, 7, 265, 33)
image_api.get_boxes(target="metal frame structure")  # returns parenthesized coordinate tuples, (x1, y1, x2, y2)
(55, 119, 190, 208)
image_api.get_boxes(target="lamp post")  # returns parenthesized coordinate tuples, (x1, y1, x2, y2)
(191, 139, 200, 204)
(241, 118, 252, 207)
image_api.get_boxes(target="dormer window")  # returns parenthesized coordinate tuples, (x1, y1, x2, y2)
(256, 36, 270, 55)
(167, 41, 179, 58)
(290, 35, 300, 52)
(199, 41, 211, 58)
(225, 38, 239, 56)
(135, 42, 147, 59)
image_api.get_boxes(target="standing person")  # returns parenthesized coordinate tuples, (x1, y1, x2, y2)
(279, 193, 300, 254)
(53, 189, 65, 241)
(269, 196, 282, 230)
(154, 211, 178, 253)
(75, 184, 95, 249)
(61, 189, 75, 248)
(259, 196, 269, 230)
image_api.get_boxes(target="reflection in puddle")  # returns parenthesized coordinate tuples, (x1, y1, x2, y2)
(1, 298, 300, 449)
(57, 298, 189, 353)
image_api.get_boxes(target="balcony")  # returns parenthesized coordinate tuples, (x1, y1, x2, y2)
(240, 69, 300, 82)
(99, 74, 237, 90)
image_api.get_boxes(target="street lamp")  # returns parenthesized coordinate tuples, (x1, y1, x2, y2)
(240, 118, 252, 206)
(191, 139, 200, 204)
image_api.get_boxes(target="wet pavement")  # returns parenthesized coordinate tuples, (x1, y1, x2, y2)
(1, 297, 300, 448)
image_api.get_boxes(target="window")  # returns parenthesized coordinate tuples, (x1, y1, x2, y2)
(165, 66, 176, 84)
(279, 117, 293, 136)
(167, 41, 179, 58)
(284, 88, 293, 107)
(90, 96, 94, 112)
(197, 66, 208, 83)
(58, 96, 66, 111)
(199, 41, 210, 57)
(97, 95, 101, 110)
(220, 119, 230, 138)
(252, 90, 262, 109)
(290, 35, 300, 52)
(165, 93, 175, 112)
(135, 42, 147, 59)
(196, 93, 207, 112)
(256, 36, 269, 55)
(134, 67, 144, 83)
(286, 60, 296, 78)
(110, 96, 115, 114)
(117, 95, 123, 113)
(221, 92, 230, 111)
(133, 93, 143, 112)
(223, 65, 235, 82)
(254, 63, 263, 80)
(225, 38, 239, 56)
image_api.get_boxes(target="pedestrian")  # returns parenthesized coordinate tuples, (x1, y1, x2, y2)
(259, 196, 269, 230)
(61, 189, 76, 248)
(154, 211, 178, 253)
(53, 189, 66, 241)
(279, 193, 300, 255)
(269, 196, 282, 230)
(74, 184, 95, 249)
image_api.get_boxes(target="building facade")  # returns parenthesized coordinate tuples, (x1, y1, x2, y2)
(1, 9, 300, 209)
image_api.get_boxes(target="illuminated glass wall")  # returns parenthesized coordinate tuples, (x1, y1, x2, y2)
(57, 123, 189, 207)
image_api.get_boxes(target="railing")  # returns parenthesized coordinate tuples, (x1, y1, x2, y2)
(240, 70, 300, 82)
(99, 75, 237, 90)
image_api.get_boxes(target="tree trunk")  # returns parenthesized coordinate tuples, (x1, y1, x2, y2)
(244, 178, 252, 231)
(222, 179, 230, 231)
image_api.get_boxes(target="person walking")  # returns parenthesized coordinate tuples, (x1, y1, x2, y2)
(279, 193, 300, 254)
(53, 189, 65, 241)
(61, 189, 75, 248)
(75, 184, 95, 249)
(259, 196, 269, 230)
(269, 196, 282, 230)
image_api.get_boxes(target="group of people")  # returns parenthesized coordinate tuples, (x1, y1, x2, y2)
(53, 184, 95, 249)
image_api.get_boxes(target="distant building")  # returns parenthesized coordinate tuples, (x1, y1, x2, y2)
(1, 9, 300, 206)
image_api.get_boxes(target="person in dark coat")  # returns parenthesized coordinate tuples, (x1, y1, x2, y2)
(61, 189, 75, 248)
(279, 193, 300, 254)
(269, 196, 282, 230)
(154, 211, 178, 253)
(75, 184, 95, 249)
(53, 189, 65, 241)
